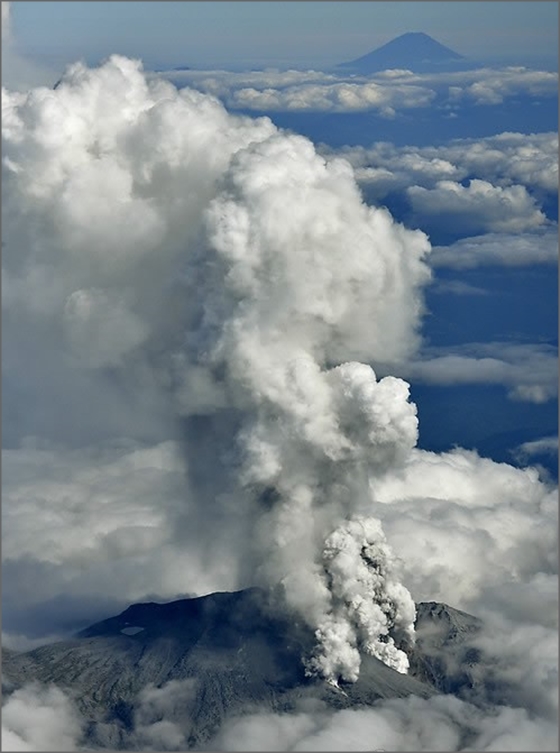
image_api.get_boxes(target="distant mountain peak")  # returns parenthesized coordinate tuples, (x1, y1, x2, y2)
(338, 32, 466, 73)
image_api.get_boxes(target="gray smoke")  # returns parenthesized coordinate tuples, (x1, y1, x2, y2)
(2, 54, 434, 682)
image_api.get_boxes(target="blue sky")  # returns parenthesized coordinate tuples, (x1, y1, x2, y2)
(10, 1, 559, 70)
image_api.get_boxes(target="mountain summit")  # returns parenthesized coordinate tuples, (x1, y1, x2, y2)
(338, 32, 466, 73)
(3, 588, 486, 749)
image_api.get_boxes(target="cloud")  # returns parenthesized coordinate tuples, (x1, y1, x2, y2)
(513, 435, 558, 461)
(210, 695, 558, 751)
(5, 678, 556, 752)
(381, 66, 558, 108)
(511, 435, 558, 479)
(2, 0, 11, 39)
(1, 679, 198, 752)
(2, 439, 247, 638)
(154, 67, 435, 114)
(131, 679, 198, 751)
(328, 132, 558, 201)
(227, 80, 435, 115)
(324, 133, 556, 252)
(430, 279, 489, 295)
(153, 68, 339, 94)
(2, 632, 66, 653)
(407, 179, 546, 234)
(396, 342, 558, 403)
(366, 446, 558, 741)
(3, 54, 434, 684)
(1, 2, 58, 90)
(156, 66, 558, 116)
(447, 67, 559, 106)
(1, 683, 84, 751)
(372, 447, 557, 612)
(430, 228, 558, 268)
(438, 132, 558, 194)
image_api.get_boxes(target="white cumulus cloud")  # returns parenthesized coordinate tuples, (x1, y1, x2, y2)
(407, 179, 546, 234)
(430, 228, 558, 268)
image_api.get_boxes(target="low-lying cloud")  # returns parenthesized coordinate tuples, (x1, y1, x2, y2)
(430, 228, 558, 268)
(158, 65, 558, 115)
(407, 179, 547, 234)
(396, 342, 558, 403)
(2, 683, 85, 751)
(327, 131, 557, 211)
(210, 695, 558, 751)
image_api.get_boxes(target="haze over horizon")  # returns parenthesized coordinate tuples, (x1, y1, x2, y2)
(6, 1, 559, 72)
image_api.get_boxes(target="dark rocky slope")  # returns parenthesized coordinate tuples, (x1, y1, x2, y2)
(3, 589, 484, 748)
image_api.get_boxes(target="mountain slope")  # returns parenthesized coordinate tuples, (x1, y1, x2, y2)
(3, 589, 484, 749)
(338, 31, 466, 73)
(409, 601, 484, 696)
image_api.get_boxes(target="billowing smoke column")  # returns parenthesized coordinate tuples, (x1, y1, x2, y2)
(2, 56, 431, 682)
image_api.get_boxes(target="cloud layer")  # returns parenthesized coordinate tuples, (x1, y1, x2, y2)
(396, 342, 558, 403)
(159, 66, 558, 115)
(430, 228, 558, 268)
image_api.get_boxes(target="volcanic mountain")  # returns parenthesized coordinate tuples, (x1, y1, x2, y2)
(3, 588, 485, 749)
(338, 31, 467, 73)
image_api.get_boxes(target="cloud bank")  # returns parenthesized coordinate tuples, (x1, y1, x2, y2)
(158, 66, 558, 115)
(407, 179, 546, 234)
(397, 342, 558, 403)
(430, 228, 558, 268)
(332, 131, 558, 197)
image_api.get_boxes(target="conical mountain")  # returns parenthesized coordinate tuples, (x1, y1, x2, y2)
(338, 31, 466, 73)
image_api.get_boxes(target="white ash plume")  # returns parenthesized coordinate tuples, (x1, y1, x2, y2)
(3, 55, 432, 683)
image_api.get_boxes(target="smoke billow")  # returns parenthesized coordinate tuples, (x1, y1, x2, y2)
(307, 516, 416, 680)
(2, 54, 433, 683)
(181, 126, 429, 681)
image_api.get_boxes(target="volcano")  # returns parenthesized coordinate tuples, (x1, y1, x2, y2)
(3, 588, 485, 749)
(338, 31, 467, 73)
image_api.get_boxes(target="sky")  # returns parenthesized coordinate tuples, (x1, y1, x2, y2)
(2, 2, 558, 751)
(9, 0, 560, 70)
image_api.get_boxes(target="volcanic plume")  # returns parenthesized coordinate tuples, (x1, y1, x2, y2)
(2, 54, 433, 683)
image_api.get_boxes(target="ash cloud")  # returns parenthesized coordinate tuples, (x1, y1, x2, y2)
(2, 49, 557, 752)
(3, 54, 431, 684)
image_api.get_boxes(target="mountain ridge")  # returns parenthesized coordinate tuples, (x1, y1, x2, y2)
(2, 588, 484, 748)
